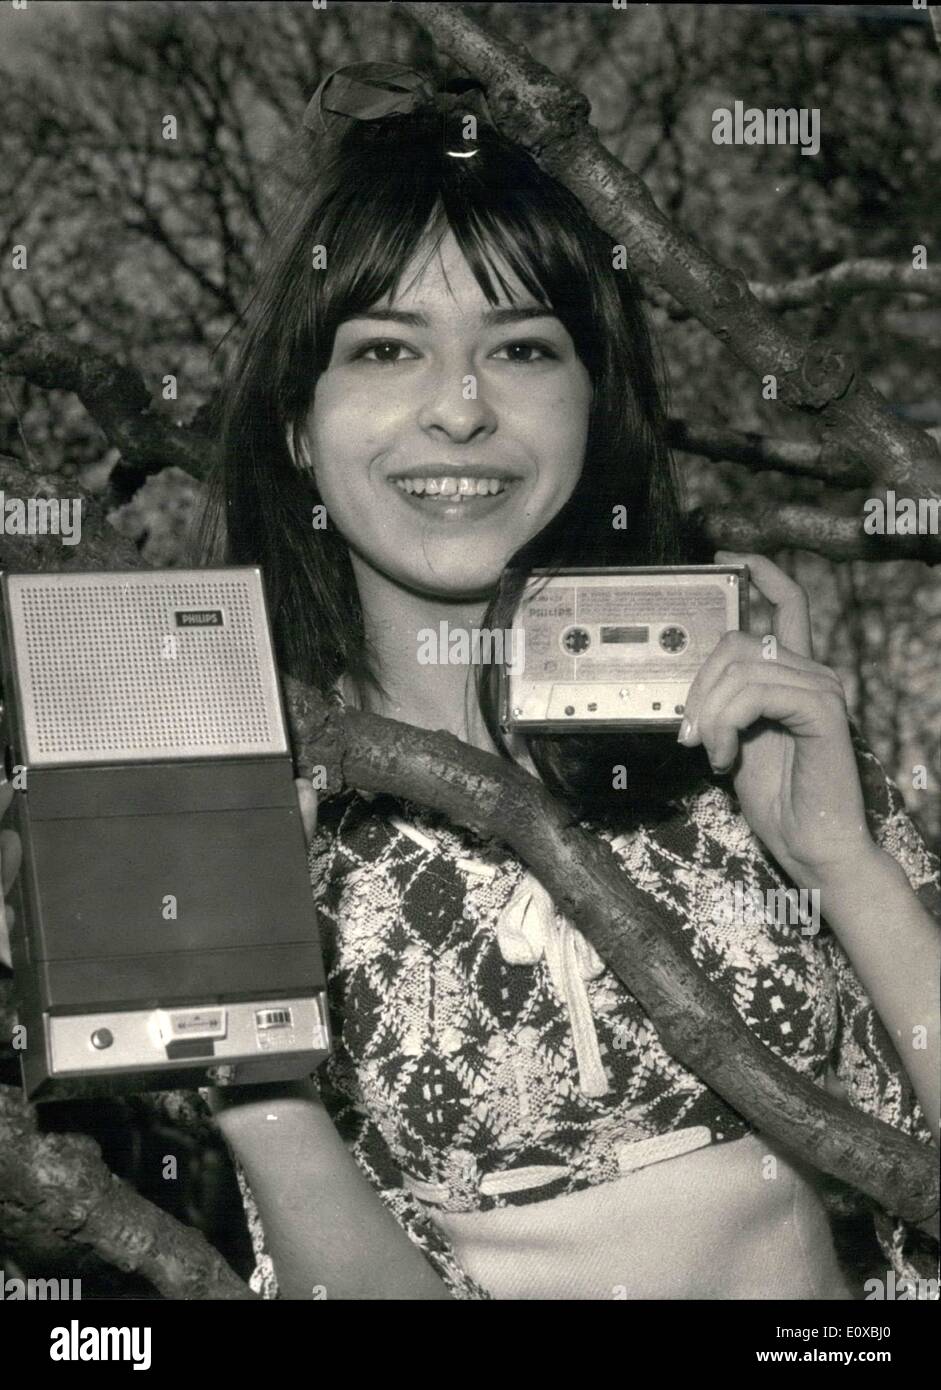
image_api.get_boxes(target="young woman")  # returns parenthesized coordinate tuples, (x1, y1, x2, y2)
(4, 63, 937, 1301)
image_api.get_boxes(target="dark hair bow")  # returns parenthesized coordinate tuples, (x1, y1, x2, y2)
(302, 60, 492, 138)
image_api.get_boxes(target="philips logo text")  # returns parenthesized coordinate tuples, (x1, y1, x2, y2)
(174, 609, 224, 627)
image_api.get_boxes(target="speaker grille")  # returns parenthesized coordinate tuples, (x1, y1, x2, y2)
(5, 569, 288, 765)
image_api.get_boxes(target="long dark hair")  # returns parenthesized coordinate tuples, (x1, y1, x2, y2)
(195, 101, 712, 817)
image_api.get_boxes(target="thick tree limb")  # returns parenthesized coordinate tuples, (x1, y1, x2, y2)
(695, 501, 941, 565)
(0, 1084, 255, 1298)
(282, 675, 939, 1225)
(399, 2, 941, 502)
(0, 320, 214, 479)
(666, 418, 869, 484)
(0, 455, 146, 572)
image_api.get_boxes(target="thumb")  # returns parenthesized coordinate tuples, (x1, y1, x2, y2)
(294, 777, 319, 846)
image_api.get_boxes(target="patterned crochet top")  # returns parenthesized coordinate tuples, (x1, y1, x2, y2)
(237, 721, 939, 1299)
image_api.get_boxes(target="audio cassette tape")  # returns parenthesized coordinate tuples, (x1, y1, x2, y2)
(499, 565, 749, 734)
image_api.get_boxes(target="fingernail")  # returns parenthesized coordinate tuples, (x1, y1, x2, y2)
(677, 718, 692, 744)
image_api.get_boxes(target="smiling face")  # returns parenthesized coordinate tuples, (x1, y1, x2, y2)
(297, 229, 592, 601)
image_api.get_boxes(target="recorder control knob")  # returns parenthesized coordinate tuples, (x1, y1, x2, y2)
(90, 1028, 114, 1050)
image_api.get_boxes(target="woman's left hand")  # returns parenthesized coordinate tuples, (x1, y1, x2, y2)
(679, 551, 878, 890)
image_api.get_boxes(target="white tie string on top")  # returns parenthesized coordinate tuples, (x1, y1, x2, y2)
(493, 873, 610, 1098)
(390, 816, 611, 1099)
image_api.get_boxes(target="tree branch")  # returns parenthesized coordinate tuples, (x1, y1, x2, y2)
(0, 454, 146, 572)
(666, 418, 869, 485)
(646, 261, 941, 321)
(0, 1084, 255, 1298)
(749, 260, 941, 311)
(281, 677, 939, 1225)
(399, 2, 941, 503)
(0, 320, 214, 479)
(696, 501, 941, 565)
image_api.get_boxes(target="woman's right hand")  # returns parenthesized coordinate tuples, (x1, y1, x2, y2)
(0, 780, 23, 970)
